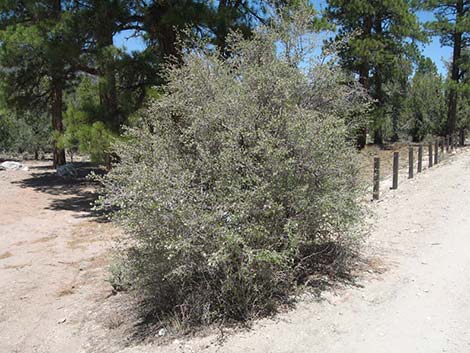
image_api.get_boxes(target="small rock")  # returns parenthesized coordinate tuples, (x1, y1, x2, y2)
(158, 328, 167, 337)
(57, 318, 67, 324)
(1, 161, 28, 171)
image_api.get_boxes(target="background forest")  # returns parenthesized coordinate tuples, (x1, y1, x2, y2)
(0, 0, 469, 166)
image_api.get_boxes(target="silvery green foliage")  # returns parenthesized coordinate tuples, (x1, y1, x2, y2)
(97, 11, 370, 325)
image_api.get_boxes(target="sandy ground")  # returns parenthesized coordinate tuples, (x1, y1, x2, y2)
(1, 147, 470, 353)
(0, 162, 118, 353)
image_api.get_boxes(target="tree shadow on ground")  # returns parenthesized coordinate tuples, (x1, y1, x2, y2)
(12, 162, 108, 220)
(27, 164, 55, 171)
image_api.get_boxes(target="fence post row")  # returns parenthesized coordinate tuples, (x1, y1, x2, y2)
(392, 151, 399, 190)
(418, 144, 423, 173)
(372, 132, 466, 201)
(408, 145, 414, 179)
(428, 143, 433, 168)
(373, 157, 380, 200)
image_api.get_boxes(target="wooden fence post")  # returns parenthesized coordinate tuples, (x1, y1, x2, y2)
(373, 157, 380, 200)
(428, 143, 433, 168)
(440, 137, 444, 154)
(418, 144, 423, 173)
(392, 151, 399, 190)
(460, 129, 465, 147)
(434, 140, 438, 164)
(450, 135, 454, 151)
(446, 135, 450, 152)
(408, 145, 414, 179)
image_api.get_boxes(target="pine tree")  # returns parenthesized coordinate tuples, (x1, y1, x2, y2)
(0, 0, 85, 166)
(403, 59, 447, 141)
(326, 0, 425, 146)
(423, 0, 470, 136)
(456, 48, 470, 136)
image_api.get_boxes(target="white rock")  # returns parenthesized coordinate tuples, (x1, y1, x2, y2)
(158, 328, 167, 337)
(1, 161, 26, 170)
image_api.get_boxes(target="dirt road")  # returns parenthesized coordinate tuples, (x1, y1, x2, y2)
(1, 148, 470, 353)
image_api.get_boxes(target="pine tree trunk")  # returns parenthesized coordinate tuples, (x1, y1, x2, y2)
(51, 78, 66, 168)
(215, 0, 230, 55)
(372, 17, 384, 146)
(391, 102, 400, 142)
(355, 16, 373, 150)
(447, 0, 463, 136)
(357, 63, 369, 149)
(373, 129, 383, 146)
(96, 2, 120, 132)
(147, 2, 182, 64)
(50, 0, 66, 168)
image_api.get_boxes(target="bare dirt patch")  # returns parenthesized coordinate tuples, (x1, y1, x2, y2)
(0, 161, 119, 353)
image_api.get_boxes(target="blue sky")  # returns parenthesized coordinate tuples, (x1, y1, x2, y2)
(114, 1, 452, 76)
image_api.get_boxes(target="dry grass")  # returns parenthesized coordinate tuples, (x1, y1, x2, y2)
(67, 221, 120, 250)
(31, 235, 58, 244)
(0, 251, 13, 260)
(356, 142, 448, 185)
(3, 262, 32, 270)
(57, 287, 75, 297)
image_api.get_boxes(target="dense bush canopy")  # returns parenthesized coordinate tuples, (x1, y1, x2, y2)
(98, 13, 370, 326)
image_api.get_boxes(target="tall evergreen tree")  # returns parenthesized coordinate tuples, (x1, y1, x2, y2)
(456, 48, 470, 135)
(423, 0, 470, 136)
(0, 0, 85, 166)
(326, 0, 424, 146)
(403, 59, 447, 141)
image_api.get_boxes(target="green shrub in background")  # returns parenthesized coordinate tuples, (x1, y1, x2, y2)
(0, 109, 51, 158)
(97, 7, 370, 327)
(402, 71, 447, 142)
(59, 77, 116, 165)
